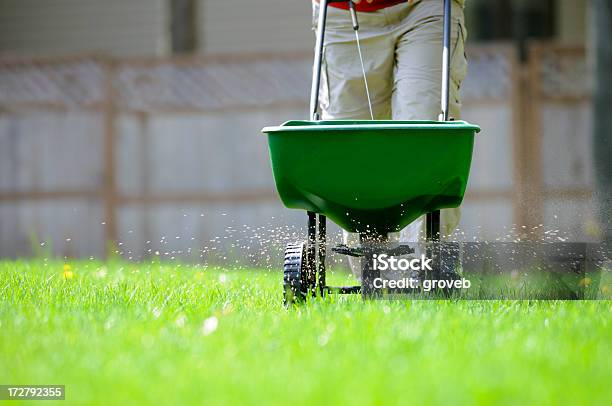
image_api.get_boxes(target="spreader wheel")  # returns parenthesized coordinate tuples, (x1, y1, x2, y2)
(283, 242, 309, 305)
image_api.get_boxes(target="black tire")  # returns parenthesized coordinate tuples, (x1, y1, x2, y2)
(283, 242, 308, 305)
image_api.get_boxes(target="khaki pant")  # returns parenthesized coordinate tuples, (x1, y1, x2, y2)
(313, 0, 468, 270)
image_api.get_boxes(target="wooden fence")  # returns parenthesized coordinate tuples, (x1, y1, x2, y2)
(0, 43, 598, 260)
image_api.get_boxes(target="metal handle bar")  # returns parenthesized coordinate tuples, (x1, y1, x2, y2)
(440, 0, 451, 121)
(310, 0, 344, 121)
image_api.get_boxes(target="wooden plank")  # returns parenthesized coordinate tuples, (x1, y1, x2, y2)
(118, 190, 279, 205)
(0, 103, 104, 113)
(509, 45, 523, 233)
(4, 188, 589, 205)
(103, 60, 118, 251)
(0, 190, 101, 201)
(115, 50, 312, 67)
(464, 190, 514, 200)
(543, 188, 593, 199)
(522, 44, 545, 236)
(0, 53, 105, 65)
(117, 101, 308, 116)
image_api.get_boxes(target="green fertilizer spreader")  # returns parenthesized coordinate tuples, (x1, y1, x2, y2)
(262, 0, 480, 304)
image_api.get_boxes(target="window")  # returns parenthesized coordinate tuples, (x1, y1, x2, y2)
(171, 0, 197, 54)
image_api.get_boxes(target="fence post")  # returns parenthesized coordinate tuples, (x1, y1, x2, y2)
(593, 0, 612, 245)
(511, 46, 531, 234)
(520, 44, 544, 238)
(103, 58, 118, 255)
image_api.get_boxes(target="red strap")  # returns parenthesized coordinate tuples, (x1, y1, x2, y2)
(326, 0, 407, 12)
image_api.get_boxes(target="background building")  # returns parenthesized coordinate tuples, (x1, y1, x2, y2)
(0, 0, 588, 57)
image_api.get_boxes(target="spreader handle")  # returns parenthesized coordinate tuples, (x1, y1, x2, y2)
(439, 0, 451, 121)
(349, 0, 359, 30)
(310, 0, 350, 121)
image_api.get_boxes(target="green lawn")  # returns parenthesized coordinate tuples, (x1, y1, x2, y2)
(1, 260, 610, 405)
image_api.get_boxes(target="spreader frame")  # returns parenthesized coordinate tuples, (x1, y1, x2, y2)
(279, 0, 466, 303)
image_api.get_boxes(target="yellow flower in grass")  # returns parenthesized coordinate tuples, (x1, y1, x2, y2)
(62, 264, 74, 280)
(578, 277, 591, 288)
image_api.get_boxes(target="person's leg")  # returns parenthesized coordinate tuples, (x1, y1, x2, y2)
(313, 3, 396, 278)
(313, 3, 395, 120)
(392, 0, 468, 243)
(392, 0, 466, 120)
